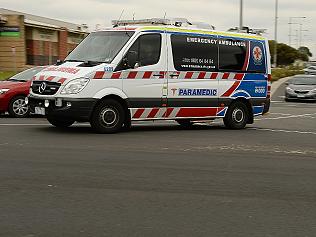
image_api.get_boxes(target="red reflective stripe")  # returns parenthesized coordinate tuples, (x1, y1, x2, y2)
(46, 76, 55, 81)
(242, 41, 250, 71)
(210, 73, 218, 79)
(128, 71, 138, 79)
(198, 72, 206, 79)
(216, 107, 226, 115)
(111, 72, 121, 79)
(143, 71, 152, 79)
(176, 108, 217, 117)
(58, 78, 67, 84)
(234, 73, 244, 81)
(133, 109, 145, 119)
(94, 71, 105, 79)
(147, 108, 159, 118)
(39, 75, 45, 81)
(185, 72, 194, 79)
(222, 73, 230, 79)
(164, 108, 174, 117)
(222, 81, 241, 97)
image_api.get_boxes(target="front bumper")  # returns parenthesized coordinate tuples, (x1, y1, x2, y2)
(28, 96, 97, 122)
(285, 92, 316, 101)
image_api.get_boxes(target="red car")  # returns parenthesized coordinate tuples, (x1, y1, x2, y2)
(0, 66, 45, 117)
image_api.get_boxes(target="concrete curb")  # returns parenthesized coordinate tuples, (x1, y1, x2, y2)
(271, 77, 292, 96)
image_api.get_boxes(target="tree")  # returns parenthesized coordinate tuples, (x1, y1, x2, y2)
(268, 41, 309, 66)
(298, 46, 312, 57)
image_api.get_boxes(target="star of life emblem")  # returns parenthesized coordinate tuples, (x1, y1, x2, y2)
(252, 46, 263, 65)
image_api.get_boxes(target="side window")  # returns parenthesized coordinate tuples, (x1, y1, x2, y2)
(116, 33, 161, 71)
(171, 34, 218, 72)
(219, 38, 247, 71)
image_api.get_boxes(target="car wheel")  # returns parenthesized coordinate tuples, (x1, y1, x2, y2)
(47, 115, 75, 128)
(176, 119, 193, 127)
(223, 101, 249, 129)
(8, 95, 30, 118)
(90, 99, 125, 134)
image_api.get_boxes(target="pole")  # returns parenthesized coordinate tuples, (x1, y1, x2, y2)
(273, 0, 278, 67)
(299, 24, 302, 48)
(239, 0, 243, 32)
(289, 18, 292, 46)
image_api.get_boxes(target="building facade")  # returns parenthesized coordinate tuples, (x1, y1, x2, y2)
(0, 8, 88, 71)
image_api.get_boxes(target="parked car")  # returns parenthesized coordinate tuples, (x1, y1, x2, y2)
(285, 75, 316, 101)
(0, 66, 46, 117)
(303, 66, 316, 75)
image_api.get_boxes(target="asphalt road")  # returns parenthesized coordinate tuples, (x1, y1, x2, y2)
(0, 80, 316, 237)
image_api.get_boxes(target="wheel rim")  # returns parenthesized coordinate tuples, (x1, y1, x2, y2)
(101, 108, 117, 127)
(232, 108, 244, 123)
(12, 98, 28, 116)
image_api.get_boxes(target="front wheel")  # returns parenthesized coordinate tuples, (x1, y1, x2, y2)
(8, 95, 30, 118)
(223, 102, 249, 129)
(47, 115, 75, 128)
(90, 99, 125, 134)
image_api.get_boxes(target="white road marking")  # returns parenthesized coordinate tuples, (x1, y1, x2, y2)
(249, 127, 316, 135)
(255, 113, 316, 121)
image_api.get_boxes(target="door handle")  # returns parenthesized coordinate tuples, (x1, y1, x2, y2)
(170, 74, 180, 78)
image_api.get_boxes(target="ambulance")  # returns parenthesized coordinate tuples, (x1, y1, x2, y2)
(28, 18, 271, 133)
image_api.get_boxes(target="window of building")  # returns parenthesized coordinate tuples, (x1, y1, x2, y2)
(171, 34, 218, 71)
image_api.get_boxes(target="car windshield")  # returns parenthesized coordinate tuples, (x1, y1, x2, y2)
(65, 31, 134, 63)
(291, 77, 316, 85)
(9, 67, 44, 81)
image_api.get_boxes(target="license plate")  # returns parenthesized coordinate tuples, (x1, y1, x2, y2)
(35, 107, 45, 115)
(297, 95, 305, 98)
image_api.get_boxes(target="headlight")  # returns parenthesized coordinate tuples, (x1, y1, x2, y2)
(60, 78, 89, 94)
(311, 88, 316, 94)
(0, 88, 10, 94)
(286, 87, 294, 93)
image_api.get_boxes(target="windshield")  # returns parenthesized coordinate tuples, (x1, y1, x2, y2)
(291, 77, 316, 85)
(65, 31, 134, 63)
(10, 67, 44, 81)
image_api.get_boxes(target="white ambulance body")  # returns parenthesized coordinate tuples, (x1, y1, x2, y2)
(28, 18, 271, 133)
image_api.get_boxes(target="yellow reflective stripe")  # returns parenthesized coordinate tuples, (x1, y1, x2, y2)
(139, 26, 265, 40)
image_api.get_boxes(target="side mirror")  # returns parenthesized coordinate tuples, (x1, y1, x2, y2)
(126, 51, 138, 69)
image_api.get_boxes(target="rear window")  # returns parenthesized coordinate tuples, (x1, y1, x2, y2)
(219, 38, 247, 71)
(171, 34, 218, 72)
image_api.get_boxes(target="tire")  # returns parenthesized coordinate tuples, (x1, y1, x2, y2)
(176, 119, 193, 127)
(122, 111, 132, 131)
(223, 102, 249, 129)
(90, 99, 125, 134)
(47, 115, 75, 128)
(8, 95, 30, 118)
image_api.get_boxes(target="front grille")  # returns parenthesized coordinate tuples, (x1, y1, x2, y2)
(294, 90, 309, 94)
(32, 81, 61, 95)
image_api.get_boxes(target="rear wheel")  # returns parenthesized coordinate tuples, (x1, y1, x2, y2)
(8, 95, 29, 118)
(176, 119, 193, 127)
(223, 102, 249, 129)
(90, 99, 125, 134)
(47, 115, 75, 128)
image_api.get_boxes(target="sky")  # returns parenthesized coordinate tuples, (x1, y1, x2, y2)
(1, 0, 315, 59)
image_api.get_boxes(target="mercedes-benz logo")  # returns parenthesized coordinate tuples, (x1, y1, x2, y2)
(38, 82, 47, 94)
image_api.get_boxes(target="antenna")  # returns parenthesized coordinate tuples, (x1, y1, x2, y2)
(163, 12, 167, 20)
(118, 9, 124, 23)
(113, 9, 125, 28)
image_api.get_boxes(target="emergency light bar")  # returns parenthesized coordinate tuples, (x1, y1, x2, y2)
(112, 18, 215, 30)
(228, 26, 267, 35)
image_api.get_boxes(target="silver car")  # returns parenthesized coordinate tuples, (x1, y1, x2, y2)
(303, 66, 316, 75)
(285, 75, 316, 101)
